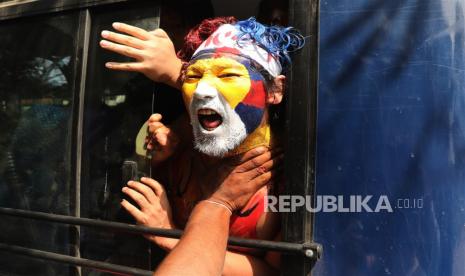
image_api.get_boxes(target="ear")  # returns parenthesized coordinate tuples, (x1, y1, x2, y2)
(266, 75, 286, 105)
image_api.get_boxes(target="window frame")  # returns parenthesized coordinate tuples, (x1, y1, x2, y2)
(282, 0, 320, 275)
(0, 0, 133, 21)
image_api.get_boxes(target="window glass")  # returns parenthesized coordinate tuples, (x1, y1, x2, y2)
(0, 13, 78, 275)
(80, 4, 179, 273)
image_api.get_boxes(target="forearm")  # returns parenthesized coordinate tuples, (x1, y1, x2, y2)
(154, 201, 231, 276)
(155, 238, 278, 276)
(163, 58, 183, 90)
(222, 250, 278, 276)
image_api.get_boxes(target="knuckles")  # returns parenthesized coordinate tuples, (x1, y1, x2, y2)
(132, 193, 143, 202)
(139, 216, 148, 225)
(251, 158, 262, 167)
(123, 47, 132, 55)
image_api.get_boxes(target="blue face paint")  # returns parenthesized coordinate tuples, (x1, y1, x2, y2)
(233, 58, 267, 134)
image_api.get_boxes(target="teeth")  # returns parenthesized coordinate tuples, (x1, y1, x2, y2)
(198, 109, 217, 115)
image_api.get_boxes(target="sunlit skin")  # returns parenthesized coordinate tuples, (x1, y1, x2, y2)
(182, 55, 272, 157)
(127, 54, 282, 276)
(104, 18, 294, 276)
(157, 55, 279, 274)
(183, 57, 253, 110)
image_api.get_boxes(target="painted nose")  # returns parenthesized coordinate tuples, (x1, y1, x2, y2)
(194, 81, 218, 100)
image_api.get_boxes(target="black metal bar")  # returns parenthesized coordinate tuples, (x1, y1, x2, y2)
(0, 0, 138, 21)
(0, 243, 153, 276)
(0, 207, 322, 258)
(69, 9, 92, 276)
(283, 0, 320, 275)
(72, 7, 92, 224)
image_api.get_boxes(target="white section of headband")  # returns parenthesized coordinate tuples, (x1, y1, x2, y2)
(192, 24, 282, 77)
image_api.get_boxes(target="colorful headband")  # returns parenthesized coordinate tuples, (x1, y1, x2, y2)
(192, 18, 305, 77)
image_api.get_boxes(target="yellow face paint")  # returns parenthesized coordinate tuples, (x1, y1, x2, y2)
(182, 57, 251, 108)
(227, 122, 273, 156)
(182, 56, 275, 156)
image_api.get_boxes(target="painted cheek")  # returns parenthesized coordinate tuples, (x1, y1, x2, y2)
(181, 82, 196, 107)
(216, 77, 251, 109)
(234, 103, 265, 134)
(242, 79, 266, 109)
(240, 62, 267, 109)
(233, 70, 267, 134)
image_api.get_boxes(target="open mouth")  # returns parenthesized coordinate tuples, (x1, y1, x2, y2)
(198, 108, 223, 131)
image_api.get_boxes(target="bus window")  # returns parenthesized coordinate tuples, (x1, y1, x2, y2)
(80, 3, 160, 273)
(0, 12, 79, 275)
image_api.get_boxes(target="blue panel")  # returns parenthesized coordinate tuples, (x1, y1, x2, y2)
(314, 0, 465, 275)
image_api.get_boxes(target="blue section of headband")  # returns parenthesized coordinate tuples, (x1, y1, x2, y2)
(234, 17, 306, 70)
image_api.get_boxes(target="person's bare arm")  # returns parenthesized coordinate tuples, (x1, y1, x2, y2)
(100, 22, 183, 89)
(154, 200, 231, 276)
(222, 250, 279, 276)
(153, 147, 281, 276)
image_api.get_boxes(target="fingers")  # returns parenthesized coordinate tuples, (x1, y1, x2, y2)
(121, 199, 145, 223)
(140, 177, 165, 197)
(246, 153, 284, 179)
(148, 113, 162, 123)
(155, 129, 169, 146)
(146, 122, 169, 151)
(240, 147, 283, 172)
(122, 186, 150, 210)
(230, 146, 268, 165)
(101, 30, 145, 49)
(127, 181, 157, 204)
(148, 121, 164, 133)
(146, 115, 169, 149)
(100, 40, 144, 60)
(250, 170, 274, 191)
(105, 62, 145, 72)
(146, 130, 168, 151)
(112, 22, 151, 40)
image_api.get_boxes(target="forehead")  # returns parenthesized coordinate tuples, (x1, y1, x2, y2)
(187, 56, 248, 72)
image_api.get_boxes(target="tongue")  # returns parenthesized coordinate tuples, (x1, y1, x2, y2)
(200, 114, 222, 129)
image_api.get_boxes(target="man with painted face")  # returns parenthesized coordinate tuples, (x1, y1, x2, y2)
(120, 17, 304, 275)
(184, 36, 283, 156)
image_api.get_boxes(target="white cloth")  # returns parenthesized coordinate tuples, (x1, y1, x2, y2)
(192, 24, 282, 77)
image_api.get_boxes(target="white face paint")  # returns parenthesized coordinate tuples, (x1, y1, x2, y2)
(189, 82, 247, 157)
